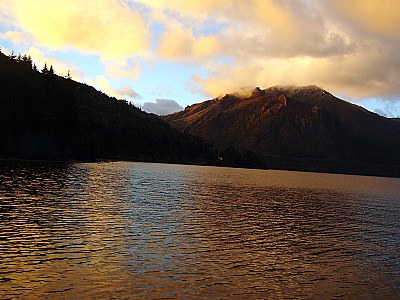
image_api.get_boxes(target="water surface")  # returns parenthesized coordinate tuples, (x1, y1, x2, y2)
(1, 161, 399, 299)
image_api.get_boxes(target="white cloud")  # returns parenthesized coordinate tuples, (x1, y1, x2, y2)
(118, 86, 141, 99)
(140, 99, 183, 115)
(374, 101, 400, 118)
(102, 58, 141, 80)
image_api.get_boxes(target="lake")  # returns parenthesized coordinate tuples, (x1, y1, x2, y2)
(1, 161, 399, 299)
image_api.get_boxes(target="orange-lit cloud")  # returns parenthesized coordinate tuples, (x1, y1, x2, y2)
(332, 0, 400, 40)
(157, 22, 220, 60)
(142, 0, 399, 101)
(6, 0, 149, 58)
(192, 45, 400, 101)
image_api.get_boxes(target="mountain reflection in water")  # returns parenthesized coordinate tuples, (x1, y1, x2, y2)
(1, 161, 399, 299)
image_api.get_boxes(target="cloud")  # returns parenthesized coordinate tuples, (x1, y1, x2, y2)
(140, 99, 183, 115)
(374, 101, 400, 118)
(157, 21, 220, 60)
(0, 31, 33, 45)
(118, 86, 141, 99)
(87, 75, 122, 99)
(148, 0, 399, 103)
(87, 76, 141, 101)
(134, 0, 232, 20)
(5, 0, 150, 58)
(331, 0, 400, 41)
(192, 46, 400, 101)
(27, 46, 83, 79)
(0, 1, 14, 27)
(102, 58, 141, 80)
(374, 109, 387, 118)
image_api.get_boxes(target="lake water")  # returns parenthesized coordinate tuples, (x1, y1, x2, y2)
(0, 161, 399, 299)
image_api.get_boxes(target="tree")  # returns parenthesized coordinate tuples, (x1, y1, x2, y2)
(42, 62, 48, 74)
(49, 65, 54, 75)
(32, 63, 38, 72)
(9, 51, 16, 60)
(27, 55, 33, 68)
(66, 70, 71, 79)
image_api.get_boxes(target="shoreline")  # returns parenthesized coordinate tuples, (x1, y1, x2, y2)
(1, 157, 399, 179)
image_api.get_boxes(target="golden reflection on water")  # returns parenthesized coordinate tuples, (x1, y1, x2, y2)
(0, 162, 399, 299)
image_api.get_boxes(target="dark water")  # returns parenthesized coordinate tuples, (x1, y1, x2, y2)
(0, 161, 399, 299)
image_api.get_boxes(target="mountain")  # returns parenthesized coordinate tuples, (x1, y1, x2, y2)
(164, 86, 400, 177)
(0, 51, 213, 163)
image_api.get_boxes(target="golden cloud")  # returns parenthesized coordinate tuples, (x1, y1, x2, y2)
(8, 0, 150, 58)
(192, 47, 400, 101)
(88, 75, 121, 98)
(332, 0, 400, 40)
(157, 22, 220, 60)
(253, 0, 296, 38)
(146, 0, 400, 102)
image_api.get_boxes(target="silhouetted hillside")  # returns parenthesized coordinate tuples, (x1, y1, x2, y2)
(165, 86, 400, 177)
(0, 51, 213, 163)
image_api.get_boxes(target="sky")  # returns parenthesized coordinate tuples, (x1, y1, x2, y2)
(0, 0, 399, 117)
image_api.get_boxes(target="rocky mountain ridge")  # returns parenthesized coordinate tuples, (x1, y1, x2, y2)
(165, 86, 400, 176)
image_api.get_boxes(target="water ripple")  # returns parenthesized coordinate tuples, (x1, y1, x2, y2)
(0, 161, 399, 299)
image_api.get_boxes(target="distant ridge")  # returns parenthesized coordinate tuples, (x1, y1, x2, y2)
(165, 86, 400, 177)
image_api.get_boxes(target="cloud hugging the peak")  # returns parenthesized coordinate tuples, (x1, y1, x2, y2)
(140, 99, 183, 116)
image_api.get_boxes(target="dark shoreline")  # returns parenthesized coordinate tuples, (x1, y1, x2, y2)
(2, 157, 399, 179)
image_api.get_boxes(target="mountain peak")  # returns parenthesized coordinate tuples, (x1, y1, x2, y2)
(251, 86, 266, 97)
(267, 85, 328, 95)
(164, 84, 400, 176)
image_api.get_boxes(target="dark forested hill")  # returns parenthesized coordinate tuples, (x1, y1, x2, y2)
(0, 51, 213, 162)
(165, 86, 400, 177)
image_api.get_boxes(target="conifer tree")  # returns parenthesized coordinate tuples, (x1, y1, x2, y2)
(33, 63, 38, 72)
(49, 65, 54, 75)
(27, 55, 33, 68)
(42, 62, 48, 74)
